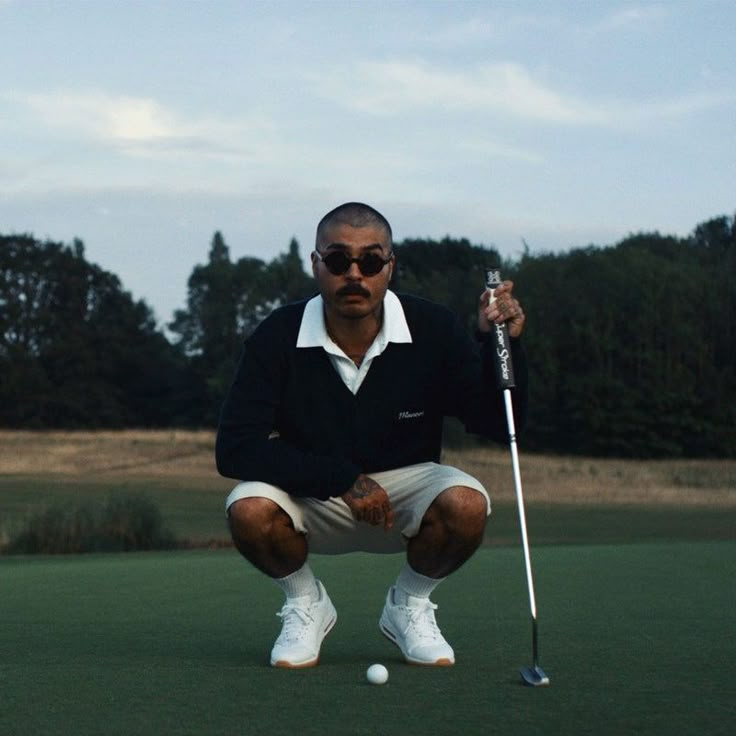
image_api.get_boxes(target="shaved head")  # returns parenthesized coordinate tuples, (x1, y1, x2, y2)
(316, 202, 393, 250)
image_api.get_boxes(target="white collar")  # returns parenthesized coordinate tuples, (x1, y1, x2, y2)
(296, 289, 412, 349)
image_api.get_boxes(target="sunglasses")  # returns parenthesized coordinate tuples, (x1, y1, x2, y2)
(314, 250, 393, 277)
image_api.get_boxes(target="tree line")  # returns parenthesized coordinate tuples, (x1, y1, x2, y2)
(1, 212, 734, 458)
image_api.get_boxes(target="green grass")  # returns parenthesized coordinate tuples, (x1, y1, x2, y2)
(2, 542, 735, 736)
(2, 463, 734, 734)
(2, 475, 734, 548)
(505, 501, 736, 545)
(0, 475, 230, 545)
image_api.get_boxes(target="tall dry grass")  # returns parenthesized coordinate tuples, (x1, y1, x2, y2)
(442, 446, 736, 508)
(0, 430, 217, 477)
(1, 430, 734, 508)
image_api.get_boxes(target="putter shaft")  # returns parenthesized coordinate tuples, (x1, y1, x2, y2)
(503, 388, 550, 687)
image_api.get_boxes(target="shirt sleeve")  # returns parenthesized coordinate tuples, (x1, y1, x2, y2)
(215, 320, 362, 500)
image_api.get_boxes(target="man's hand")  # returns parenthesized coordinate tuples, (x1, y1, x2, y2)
(341, 474, 394, 531)
(478, 280, 526, 338)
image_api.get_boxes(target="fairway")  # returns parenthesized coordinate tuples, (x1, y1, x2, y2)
(2, 542, 734, 736)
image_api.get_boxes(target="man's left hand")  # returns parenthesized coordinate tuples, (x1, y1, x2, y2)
(478, 280, 525, 338)
(341, 474, 394, 531)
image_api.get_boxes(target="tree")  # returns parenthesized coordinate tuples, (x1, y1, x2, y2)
(269, 237, 317, 305)
(4, 210, 733, 453)
(392, 237, 501, 331)
(169, 232, 313, 424)
(689, 215, 736, 454)
(514, 229, 735, 457)
(0, 234, 192, 427)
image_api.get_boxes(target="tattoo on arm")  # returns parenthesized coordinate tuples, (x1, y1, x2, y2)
(347, 475, 378, 499)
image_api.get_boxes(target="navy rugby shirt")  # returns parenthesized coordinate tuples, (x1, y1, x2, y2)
(215, 292, 528, 500)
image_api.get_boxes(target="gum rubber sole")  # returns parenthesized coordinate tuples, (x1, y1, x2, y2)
(379, 623, 455, 666)
(270, 613, 337, 669)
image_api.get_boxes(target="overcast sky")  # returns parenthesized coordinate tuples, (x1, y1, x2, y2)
(2, 0, 734, 326)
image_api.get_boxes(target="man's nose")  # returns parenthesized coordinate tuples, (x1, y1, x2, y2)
(345, 260, 362, 279)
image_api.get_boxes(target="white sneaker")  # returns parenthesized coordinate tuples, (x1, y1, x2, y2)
(379, 586, 455, 666)
(270, 580, 337, 668)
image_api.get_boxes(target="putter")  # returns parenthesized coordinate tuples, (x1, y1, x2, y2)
(485, 269, 550, 688)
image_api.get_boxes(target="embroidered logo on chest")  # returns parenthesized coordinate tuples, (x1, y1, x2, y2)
(398, 410, 425, 420)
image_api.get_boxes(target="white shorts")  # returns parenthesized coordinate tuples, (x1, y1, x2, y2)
(224, 462, 490, 555)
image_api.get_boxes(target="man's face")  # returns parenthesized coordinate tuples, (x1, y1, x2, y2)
(312, 223, 394, 321)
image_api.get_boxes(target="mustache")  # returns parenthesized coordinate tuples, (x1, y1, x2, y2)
(336, 284, 371, 298)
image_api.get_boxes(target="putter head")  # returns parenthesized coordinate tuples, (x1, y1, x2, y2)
(520, 665, 550, 687)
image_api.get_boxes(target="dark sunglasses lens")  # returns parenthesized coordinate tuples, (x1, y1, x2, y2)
(357, 254, 386, 276)
(322, 252, 351, 274)
(321, 251, 388, 276)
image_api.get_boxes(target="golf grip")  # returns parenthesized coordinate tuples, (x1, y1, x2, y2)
(484, 268, 516, 390)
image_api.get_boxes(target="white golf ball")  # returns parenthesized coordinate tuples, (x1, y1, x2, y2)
(366, 663, 389, 685)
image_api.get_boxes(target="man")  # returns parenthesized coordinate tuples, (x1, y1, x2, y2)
(216, 202, 527, 668)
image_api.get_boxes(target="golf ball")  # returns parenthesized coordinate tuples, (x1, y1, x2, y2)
(366, 663, 389, 685)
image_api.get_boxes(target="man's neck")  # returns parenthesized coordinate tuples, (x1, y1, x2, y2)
(324, 304, 384, 367)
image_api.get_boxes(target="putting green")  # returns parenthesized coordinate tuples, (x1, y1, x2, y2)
(1, 542, 734, 735)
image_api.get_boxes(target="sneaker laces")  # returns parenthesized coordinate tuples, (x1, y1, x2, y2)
(404, 599, 443, 642)
(275, 600, 314, 644)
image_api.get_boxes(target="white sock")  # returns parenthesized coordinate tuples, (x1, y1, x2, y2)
(274, 562, 318, 601)
(395, 563, 444, 603)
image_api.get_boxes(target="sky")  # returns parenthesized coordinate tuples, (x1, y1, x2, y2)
(1, 0, 734, 327)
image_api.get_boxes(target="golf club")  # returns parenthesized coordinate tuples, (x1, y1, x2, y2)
(485, 268, 550, 688)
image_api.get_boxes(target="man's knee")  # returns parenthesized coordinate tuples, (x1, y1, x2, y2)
(227, 496, 306, 577)
(228, 497, 292, 543)
(425, 486, 488, 538)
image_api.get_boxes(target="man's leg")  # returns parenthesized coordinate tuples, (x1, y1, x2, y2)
(407, 485, 488, 577)
(227, 494, 336, 668)
(380, 484, 488, 666)
(228, 496, 307, 578)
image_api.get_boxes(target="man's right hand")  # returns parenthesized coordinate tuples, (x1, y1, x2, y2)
(341, 474, 394, 531)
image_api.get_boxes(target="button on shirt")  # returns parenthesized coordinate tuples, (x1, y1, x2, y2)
(295, 290, 413, 394)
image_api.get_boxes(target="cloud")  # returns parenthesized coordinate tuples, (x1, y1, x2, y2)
(455, 138, 543, 164)
(629, 91, 734, 121)
(309, 58, 734, 131)
(25, 92, 179, 140)
(311, 60, 606, 124)
(19, 91, 268, 160)
(593, 6, 668, 33)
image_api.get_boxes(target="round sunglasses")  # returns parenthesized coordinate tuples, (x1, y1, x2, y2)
(314, 250, 393, 277)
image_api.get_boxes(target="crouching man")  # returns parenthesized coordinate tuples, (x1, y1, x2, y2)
(216, 202, 527, 668)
